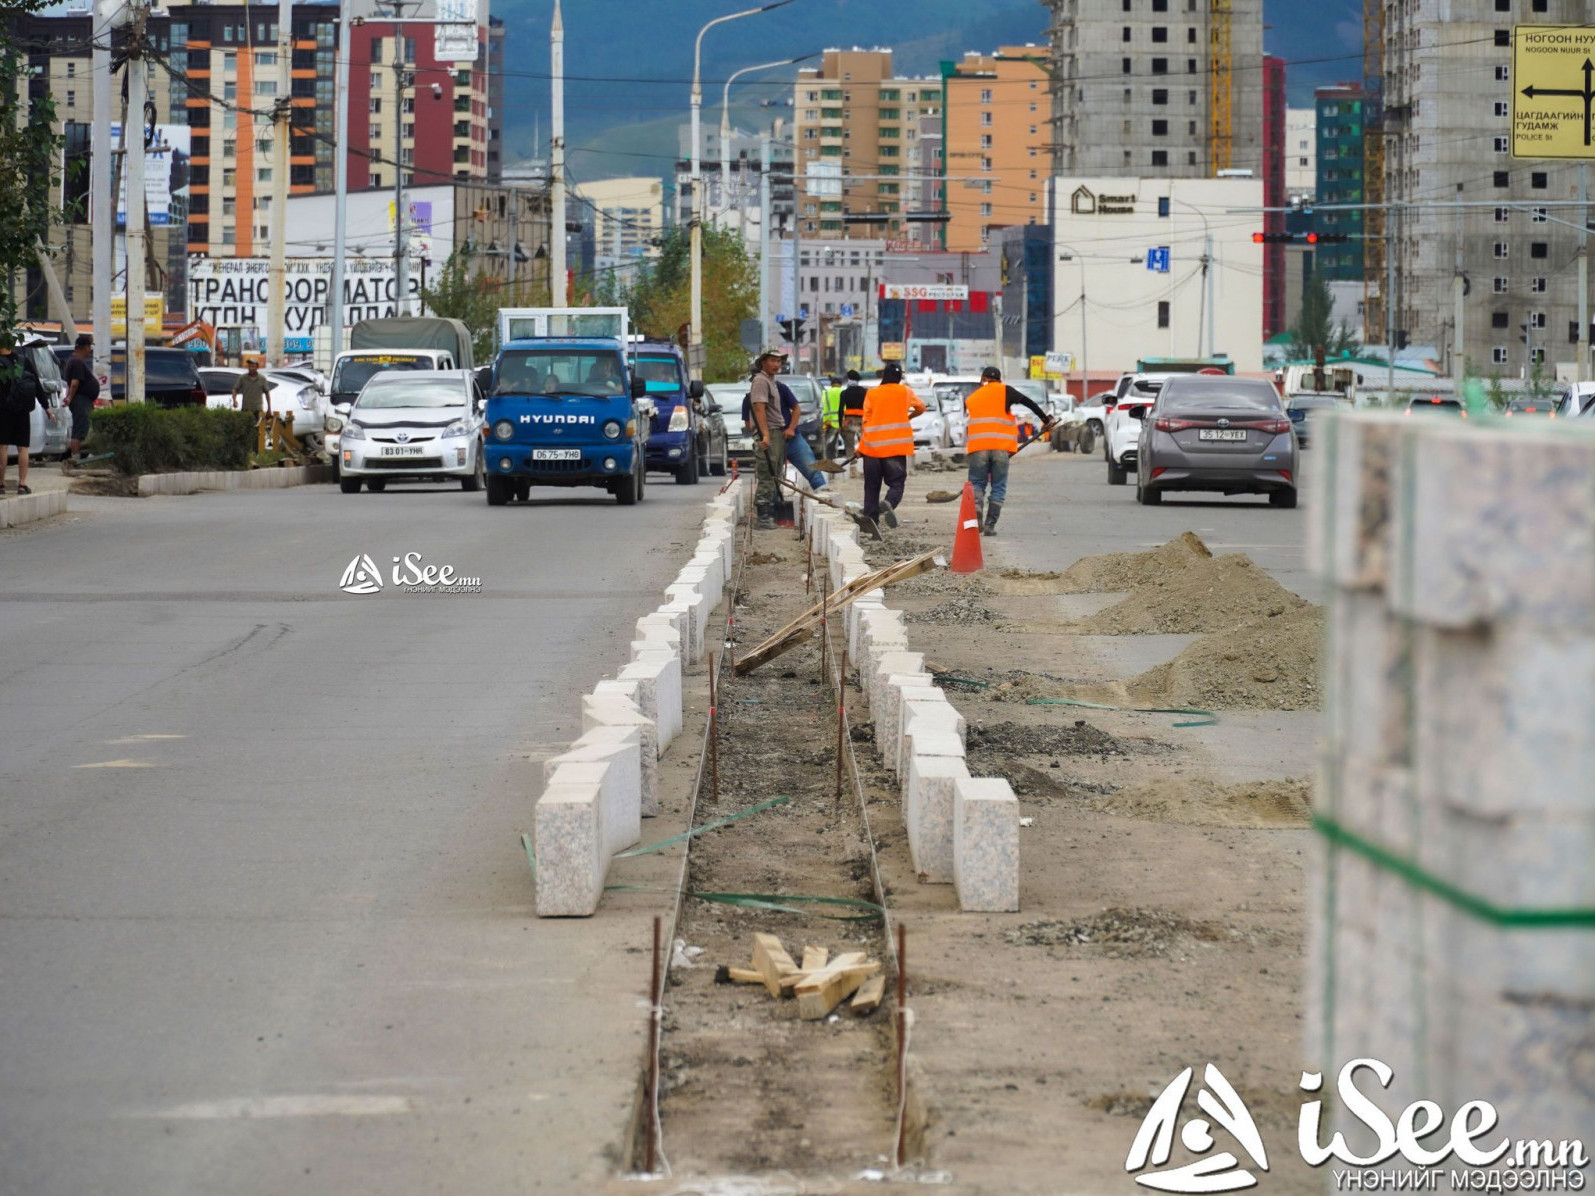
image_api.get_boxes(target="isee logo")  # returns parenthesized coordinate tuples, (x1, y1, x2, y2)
(338, 554, 384, 595)
(1126, 1059, 1589, 1192)
(1126, 1063, 1269, 1193)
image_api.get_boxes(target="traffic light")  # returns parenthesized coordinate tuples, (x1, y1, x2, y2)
(1251, 231, 1350, 244)
(780, 317, 807, 343)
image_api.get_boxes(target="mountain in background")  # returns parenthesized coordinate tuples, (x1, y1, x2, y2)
(491, 0, 1365, 185)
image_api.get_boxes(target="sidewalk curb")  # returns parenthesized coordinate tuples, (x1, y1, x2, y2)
(0, 488, 68, 529)
(135, 464, 336, 496)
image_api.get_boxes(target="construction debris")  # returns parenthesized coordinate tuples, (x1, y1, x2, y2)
(723, 934, 886, 1020)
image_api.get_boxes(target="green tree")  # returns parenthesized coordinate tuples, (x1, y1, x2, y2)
(420, 248, 550, 362)
(0, 4, 61, 339)
(625, 225, 757, 380)
(1287, 270, 1360, 361)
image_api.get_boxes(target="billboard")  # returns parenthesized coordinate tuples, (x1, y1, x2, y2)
(433, 0, 479, 63)
(110, 123, 191, 228)
(188, 257, 427, 350)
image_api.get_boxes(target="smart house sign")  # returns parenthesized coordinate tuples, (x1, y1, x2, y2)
(187, 257, 426, 334)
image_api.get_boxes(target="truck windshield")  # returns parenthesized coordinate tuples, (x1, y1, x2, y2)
(496, 349, 626, 397)
(332, 354, 431, 396)
(635, 356, 683, 392)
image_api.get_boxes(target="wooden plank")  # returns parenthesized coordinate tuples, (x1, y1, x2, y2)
(752, 933, 799, 999)
(734, 551, 938, 676)
(792, 951, 867, 993)
(800, 945, 829, 972)
(727, 967, 763, 985)
(850, 974, 886, 1015)
(796, 959, 880, 1021)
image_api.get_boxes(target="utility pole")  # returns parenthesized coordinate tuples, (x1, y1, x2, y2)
(125, 1, 148, 403)
(266, 0, 293, 363)
(1385, 203, 1396, 402)
(390, 2, 410, 317)
(550, 0, 566, 306)
(758, 132, 770, 346)
(330, 0, 351, 361)
(1580, 162, 1589, 384)
(91, 0, 117, 367)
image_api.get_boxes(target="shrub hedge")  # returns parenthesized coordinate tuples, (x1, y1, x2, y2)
(88, 404, 256, 476)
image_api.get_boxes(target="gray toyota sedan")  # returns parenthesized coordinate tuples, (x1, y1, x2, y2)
(1132, 375, 1298, 508)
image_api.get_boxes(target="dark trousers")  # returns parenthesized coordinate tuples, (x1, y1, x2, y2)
(861, 454, 908, 520)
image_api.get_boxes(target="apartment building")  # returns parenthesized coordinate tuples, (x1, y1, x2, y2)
(671, 125, 796, 244)
(1041, 0, 1264, 178)
(1315, 83, 1367, 282)
(1382, 0, 1590, 376)
(790, 49, 942, 240)
(1286, 106, 1317, 198)
(941, 47, 1050, 253)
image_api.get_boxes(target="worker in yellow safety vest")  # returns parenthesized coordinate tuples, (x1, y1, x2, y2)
(857, 362, 926, 529)
(964, 365, 1052, 535)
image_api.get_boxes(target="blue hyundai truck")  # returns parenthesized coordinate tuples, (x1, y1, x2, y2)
(482, 307, 649, 506)
(633, 339, 714, 484)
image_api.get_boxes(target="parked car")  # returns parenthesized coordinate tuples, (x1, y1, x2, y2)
(1504, 396, 1556, 418)
(5, 336, 71, 463)
(910, 382, 951, 450)
(1555, 382, 1595, 418)
(707, 382, 757, 468)
(1404, 395, 1464, 417)
(107, 348, 208, 407)
(780, 374, 826, 452)
(1285, 394, 1341, 448)
(1134, 374, 1299, 508)
(1104, 373, 1174, 485)
(198, 367, 326, 445)
(336, 369, 486, 494)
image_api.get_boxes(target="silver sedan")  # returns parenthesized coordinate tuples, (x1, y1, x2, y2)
(1132, 375, 1299, 508)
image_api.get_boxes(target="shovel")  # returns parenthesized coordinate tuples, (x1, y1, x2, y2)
(810, 454, 852, 474)
(777, 477, 881, 541)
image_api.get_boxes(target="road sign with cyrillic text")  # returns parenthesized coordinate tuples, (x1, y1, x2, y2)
(1512, 25, 1595, 159)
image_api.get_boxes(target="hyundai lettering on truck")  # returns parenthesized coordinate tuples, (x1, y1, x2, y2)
(482, 307, 649, 506)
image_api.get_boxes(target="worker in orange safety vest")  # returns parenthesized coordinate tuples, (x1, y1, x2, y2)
(964, 365, 1052, 535)
(857, 362, 926, 529)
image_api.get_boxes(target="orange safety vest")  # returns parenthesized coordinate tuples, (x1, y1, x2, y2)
(964, 382, 1019, 453)
(858, 383, 920, 458)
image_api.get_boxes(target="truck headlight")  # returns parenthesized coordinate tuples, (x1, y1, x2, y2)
(603, 419, 623, 440)
(493, 420, 515, 441)
(341, 422, 366, 441)
(324, 415, 344, 433)
(667, 406, 690, 432)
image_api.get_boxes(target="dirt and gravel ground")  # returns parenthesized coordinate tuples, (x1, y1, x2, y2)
(646, 451, 1325, 1194)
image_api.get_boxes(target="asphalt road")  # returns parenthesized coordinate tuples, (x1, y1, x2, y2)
(0, 478, 712, 1194)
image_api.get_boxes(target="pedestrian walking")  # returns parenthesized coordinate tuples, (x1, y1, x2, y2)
(839, 369, 868, 473)
(857, 362, 925, 529)
(748, 348, 787, 530)
(62, 332, 99, 463)
(821, 376, 843, 457)
(963, 365, 1052, 536)
(0, 337, 44, 495)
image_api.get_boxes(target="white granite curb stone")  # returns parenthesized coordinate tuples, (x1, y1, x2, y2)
(534, 770, 609, 917)
(953, 776, 1020, 912)
(905, 748, 970, 884)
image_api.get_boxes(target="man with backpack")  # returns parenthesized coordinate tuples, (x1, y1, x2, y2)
(0, 336, 44, 496)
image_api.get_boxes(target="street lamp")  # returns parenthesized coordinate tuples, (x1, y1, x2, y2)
(689, 0, 793, 382)
(719, 56, 805, 226)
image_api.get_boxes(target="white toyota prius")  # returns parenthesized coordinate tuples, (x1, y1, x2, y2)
(337, 369, 487, 494)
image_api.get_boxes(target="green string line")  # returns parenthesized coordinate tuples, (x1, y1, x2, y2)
(1314, 815, 1595, 928)
(932, 673, 990, 691)
(613, 795, 792, 858)
(1025, 696, 1218, 728)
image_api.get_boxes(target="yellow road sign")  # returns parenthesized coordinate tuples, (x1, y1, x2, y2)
(1511, 25, 1595, 159)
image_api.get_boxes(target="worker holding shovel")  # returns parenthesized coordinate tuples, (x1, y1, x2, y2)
(857, 362, 926, 530)
(964, 365, 1052, 536)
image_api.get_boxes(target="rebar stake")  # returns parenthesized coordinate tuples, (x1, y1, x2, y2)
(894, 921, 909, 1169)
(646, 914, 662, 1175)
(708, 654, 719, 804)
(836, 647, 848, 805)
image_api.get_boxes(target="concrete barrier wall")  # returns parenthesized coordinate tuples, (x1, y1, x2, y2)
(0, 488, 67, 529)
(1308, 412, 1595, 1149)
(533, 476, 750, 917)
(799, 491, 1018, 914)
(136, 464, 337, 496)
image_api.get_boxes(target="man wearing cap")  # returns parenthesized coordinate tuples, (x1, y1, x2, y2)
(62, 332, 100, 463)
(964, 365, 1052, 535)
(857, 362, 925, 529)
(838, 369, 868, 472)
(748, 348, 787, 530)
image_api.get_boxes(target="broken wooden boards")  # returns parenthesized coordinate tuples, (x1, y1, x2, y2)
(725, 934, 885, 1019)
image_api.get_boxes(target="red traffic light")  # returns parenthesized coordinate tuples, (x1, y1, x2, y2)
(1305, 232, 1319, 244)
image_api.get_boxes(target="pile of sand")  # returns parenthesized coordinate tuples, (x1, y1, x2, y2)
(1128, 605, 1324, 710)
(1054, 530, 1213, 593)
(1092, 775, 1313, 828)
(1072, 553, 1308, 635)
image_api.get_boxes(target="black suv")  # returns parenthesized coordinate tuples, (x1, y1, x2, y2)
(108, 348, 208, 407)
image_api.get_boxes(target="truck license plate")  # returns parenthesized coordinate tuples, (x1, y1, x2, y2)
(381, 445, 425, 456)
(533, 449, 581, 461)
(1198, 430, 1247, 441)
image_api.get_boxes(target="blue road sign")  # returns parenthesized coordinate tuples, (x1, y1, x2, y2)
(1147, 246, 1171, 274)
(841, 304, 855, 318)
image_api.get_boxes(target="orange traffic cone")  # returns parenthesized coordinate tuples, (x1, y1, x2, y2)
(949, 481, 984, 574)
